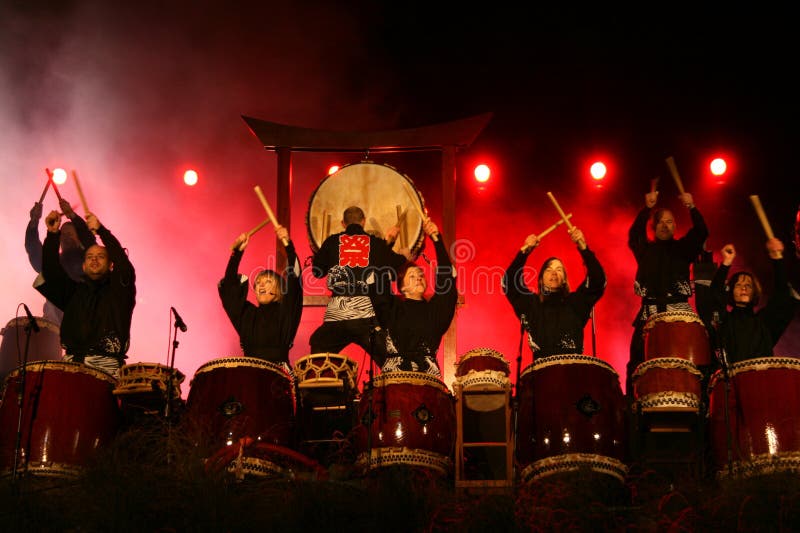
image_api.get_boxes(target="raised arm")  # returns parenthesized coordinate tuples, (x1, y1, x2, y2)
(25, 202, 44, 273)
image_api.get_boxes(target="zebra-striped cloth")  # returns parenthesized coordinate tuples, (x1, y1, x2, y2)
(63, 354, 121, 379)
(323, 295, 375, 322)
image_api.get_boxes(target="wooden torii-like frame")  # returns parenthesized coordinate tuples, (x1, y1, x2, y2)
(241, 112, 493, 370)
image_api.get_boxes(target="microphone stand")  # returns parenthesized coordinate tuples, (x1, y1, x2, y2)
(164, 319, 182, 465)
(715, 326, 735, 478)
(11, 319, 34, 488)
(365, 327, 378, 472)
(590, 306, 597, 357)
(513, 315, 526, 467)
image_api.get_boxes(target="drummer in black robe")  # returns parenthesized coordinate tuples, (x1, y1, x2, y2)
(218, 225, 302, 367)
(369, 218, 457, 378)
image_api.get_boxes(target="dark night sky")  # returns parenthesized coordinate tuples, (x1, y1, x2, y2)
(1, 1, 798, 388)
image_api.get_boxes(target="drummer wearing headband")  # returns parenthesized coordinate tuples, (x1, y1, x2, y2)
(34, 210, 135, 378)
(309, 206, 409, 366)
(368, 218, 457, 378)
(503, 226, 605, 359)
(709, 239, 799, 366)
(219, 225, 302, 366)
(626, 190, 708, 397)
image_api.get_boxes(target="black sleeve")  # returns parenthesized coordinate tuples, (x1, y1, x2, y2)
(575, 247, 606, 306)
(680, 207, 709, 260)
(628, 207, 651, 261)
(96, 226, 135, 285)
(428, 236, 458, 337)
(35, 231, 74, 310)
(218, 249, 248, 331)
(68, 213, 98, 250)
(761, 258, 799, 346)
(502, 248, 534, 320)
(279, 240, 304, 347)
(312, 235, 336, 278)
(25, 220, 42, 273)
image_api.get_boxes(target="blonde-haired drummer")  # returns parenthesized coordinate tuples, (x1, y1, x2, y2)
(309, 206, 408, 367)
(709, 238, 800, 365)
(219, 225, 302, 366)
(627, 189, 708, 397)
(369, 217, 457, 378)
(503, 226, 605, 359)
(34, 209, 135, 378)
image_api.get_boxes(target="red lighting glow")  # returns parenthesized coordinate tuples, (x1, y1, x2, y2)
(183, 169, 199, 186)
(590, 162, 607, 180)
(474, 164, 490, 183)
(52, 168, 68, 185)
(710, 158, 727, 176)
(328, 165, 340, 175)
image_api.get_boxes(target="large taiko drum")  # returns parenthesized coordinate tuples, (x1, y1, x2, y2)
(708, 357, 800, 477)
(352, 371, 456, 475)
(294, 353, 358, 393)
(632, 357, 703, 412)
(113, 362, 186, 417)
(453, 347, 511, 412)
(185, 357, 295, 452)
(0, 316, 62, 381)
(0, 360, 120, 477)
(517, 355, 628, 484)
(643, 310, 711, 366)
(305, 161, 428, 258)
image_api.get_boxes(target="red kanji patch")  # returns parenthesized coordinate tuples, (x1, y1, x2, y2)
(339, 234, 370, 267)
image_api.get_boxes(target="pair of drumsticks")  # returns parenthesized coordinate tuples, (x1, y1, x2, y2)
(40, 168, 91, 218)
(663, 156, 782, 259)
(231, 186, 287, 250)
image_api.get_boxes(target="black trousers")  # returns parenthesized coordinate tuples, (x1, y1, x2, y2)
(309, 318, 389, 367)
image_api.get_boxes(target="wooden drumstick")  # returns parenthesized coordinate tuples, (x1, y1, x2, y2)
(665, 156, 686, 195)
(401, 181, 438, 241)
(650, 177, 660, 195)
(253, 185, 288, 246)
(537, 213, 573, 240)
(45, 168, 63, 202)
(546, 192, 586, 249)
(750, 195, 782, 259)
(396, 204, 406, 249)
(230, 218, 272, 250)
(38, 176, 51, 204)
(71, 170, 89, 215)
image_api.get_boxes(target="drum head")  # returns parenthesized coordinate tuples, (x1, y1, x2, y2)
(305, 162, 427, 258)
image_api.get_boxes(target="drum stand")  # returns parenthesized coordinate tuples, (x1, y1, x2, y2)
(164, 321, 183, 465)
(717, 346, 735, 477)
(11, 319, 34, 487)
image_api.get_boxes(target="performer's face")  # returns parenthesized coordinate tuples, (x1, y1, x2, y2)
(254, 273, 280, 305)
(82, 245, 110, 280)
(732, 275, 754, 305)
(542, 259, 565, 291)
(401, 266, 426, 300)
(60, 223, 80, 251)
(654, 210, 675, 240)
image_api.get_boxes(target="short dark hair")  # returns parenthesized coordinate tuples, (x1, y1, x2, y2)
(343, 206, 365, 225)
(396, 261, 422, 293)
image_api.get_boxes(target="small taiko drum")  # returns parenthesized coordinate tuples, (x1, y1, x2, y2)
(0, 316, 62, 381)
(453, 348, 511, 412)
(516, 355, 627, 484)
(643, 310, 711, 366)
(113, 362, 186, 416)
(306, 161, 428, 259)
(294, 353, 358, 393)
(632, 357, 703, 412)
(352, 371, 456, 475)
(0, 360, 120, 477)
(185, 357, 295, 452)
(708, 357, 800, 477)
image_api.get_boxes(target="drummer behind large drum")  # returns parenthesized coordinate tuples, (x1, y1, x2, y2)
(218, 225, 302, 366)
(26, 198, 96, 324)
(627, 189, 708, 398)
(368, 217, 457, 378)
(708, 239, 800, 366)
(502, 226, 605, 358)
(34, 209, 136, 378)
(309, 206, 408, 367)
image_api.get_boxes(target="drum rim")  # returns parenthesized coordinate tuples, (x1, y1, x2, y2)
(708, 356, 800, 388)
(643, 310, 704, 330)
(194, 356, 289, 378)
(371, 370, 451, 392)
(4, 359, 117, 384)
(304, 161, 427, 258)
(2, 316, 61, 334)
(521, 354, 618, 377)
(456, 347, 509, 368)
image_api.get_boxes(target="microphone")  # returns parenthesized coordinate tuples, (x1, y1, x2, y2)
(520, 313, 530, 332)
(23, 303, 40, 333)
(170, 306, 188, 332)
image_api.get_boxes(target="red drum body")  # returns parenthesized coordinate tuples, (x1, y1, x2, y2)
(709, 357, 800, 477)
(1, 317, 62, 381)
(632, 358, 702, 412)
(643, 311, 711, 366)
(454, 348, 511, 412)
(0, 361, 120, 477)
(306, 162, 427, 259)
(353, 372, 456, 475)
(185, 357, 295, 452)
(114, 362, 185, 417)
(517, 355, 627, 483)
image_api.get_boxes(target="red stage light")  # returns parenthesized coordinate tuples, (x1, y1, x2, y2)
(474, 164, 490, 183)
(328, 165, 340, 175)
(52, 168, 68, 185)
(590, 161, 607, 181)
(710, 158, 727, 176)
(183, 169, 198, 186)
